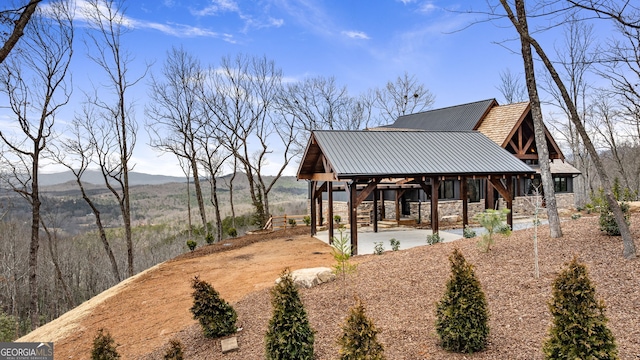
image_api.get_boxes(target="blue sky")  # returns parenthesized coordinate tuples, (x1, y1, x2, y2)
(3, 0, 591, 177)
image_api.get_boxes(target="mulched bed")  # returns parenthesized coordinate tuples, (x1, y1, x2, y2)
(147, 214, 640, 359)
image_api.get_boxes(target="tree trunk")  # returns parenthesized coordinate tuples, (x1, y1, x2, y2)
(41, 221, 75, 307)
(76, 178, 121, 282)
(190, 156, 208, 233)
(514, 0, 562, 238)
(0, 0, 40, 64)
(500, 0, 637, 258)
(29, 155, 40, 329)
(209, 176, 223, 242)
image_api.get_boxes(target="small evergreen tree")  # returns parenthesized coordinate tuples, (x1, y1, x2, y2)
(435, 248, 489, 353)
(337, 298, 385, 360)
(265, 268, 315, 359)
(474, 209, 511, 252)
(163, 339, 184, 360)
(190, 276, 237, 338)
(543, 258, 618, 359)
(91, 328, 120, 360)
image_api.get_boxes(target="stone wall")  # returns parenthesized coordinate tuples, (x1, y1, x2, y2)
(312, 192, 575, 224)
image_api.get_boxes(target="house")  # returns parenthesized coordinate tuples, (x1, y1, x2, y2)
(382, 99, 580, 212)
(296, 99, 580, 254)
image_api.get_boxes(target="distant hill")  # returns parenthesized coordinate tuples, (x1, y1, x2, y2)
(39, 170, 186, 186)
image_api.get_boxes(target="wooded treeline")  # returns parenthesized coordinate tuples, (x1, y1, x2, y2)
(1, 0, 640, 338)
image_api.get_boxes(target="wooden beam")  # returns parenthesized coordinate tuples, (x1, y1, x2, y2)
(310, 180, 317, 236)
(506, 175, 513, 228)
(298, 173, 337, 181)
(355, 178, 381, 206)
(328, 181, 334, 244)
(461, 176, 468, 227)
(313, 181, 327, 199)
(431, 177, 440, 234)
(489, 178, 512, 201)
(373, 188, 379, 233)
(395, 189, 406, 222)
(349, 181, 358, 255)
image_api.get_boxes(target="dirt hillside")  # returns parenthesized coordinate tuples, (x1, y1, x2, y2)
(19, 227, 335, 358)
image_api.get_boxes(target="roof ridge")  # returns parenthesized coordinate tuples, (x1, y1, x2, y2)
(397, 98, 496, 118)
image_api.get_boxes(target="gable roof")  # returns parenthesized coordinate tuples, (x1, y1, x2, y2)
(477, 102, 530, 147)
(389, 99, 497, 131)
(297, 130, 535, 181)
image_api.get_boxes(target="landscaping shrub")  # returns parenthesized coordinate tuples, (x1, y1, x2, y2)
(163, 339, 184, 360)
(190, 276, 237, 338)
(91, 328, 120, 360)
(205, 233, 215, 244)
(373, 242, 384, 255)
(265, 268, 315, 359)
(462, 225, 476, 238)
(599, 201, 629, 236)
(186, 239, 197, 252)
(227, 227, 238, 238)
(334, 214, 342, 224)
(303, 215, 311, 226)
(337, 298, 385, 360)
(435, 248, 489, 353)
(390, 238, 400, 251)
(288, 218, 297, 227)
(426, 232, 442, 245)
(543, 257, 618, 359)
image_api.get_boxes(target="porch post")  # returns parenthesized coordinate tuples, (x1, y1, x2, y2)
(328, 181, 334, 244)
(373, 187, 379, 233)
(506, 175, 513, 228)
(460, 176, 468, 228)
(349, 180, 358, 255)
(431, 177, 440, 234)
(380, 190, 386, 219)
(310, 181, 317, 235)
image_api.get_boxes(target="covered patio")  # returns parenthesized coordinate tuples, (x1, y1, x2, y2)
(297, 130, 536, 255)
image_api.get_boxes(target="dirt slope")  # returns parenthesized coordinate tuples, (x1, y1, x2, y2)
(19, 227, 334, 359)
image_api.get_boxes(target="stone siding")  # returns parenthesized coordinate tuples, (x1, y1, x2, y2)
(313, 193, 575, 224)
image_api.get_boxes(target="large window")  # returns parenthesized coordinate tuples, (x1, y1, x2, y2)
(438, 180, 455, 199)
(467, 179, 481, 203)
(554, 176, 568, 193)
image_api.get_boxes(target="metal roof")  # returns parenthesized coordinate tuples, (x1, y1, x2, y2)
(389, 99, 497, 131)
(297, 130, 535, 180)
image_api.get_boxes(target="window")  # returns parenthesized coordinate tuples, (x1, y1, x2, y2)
(554, 176, 568, 193)
(467, 179, 481, 203)
(438, 180, 455, 199)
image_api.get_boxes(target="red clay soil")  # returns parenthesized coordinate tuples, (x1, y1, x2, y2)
(19, 227, 336, 359)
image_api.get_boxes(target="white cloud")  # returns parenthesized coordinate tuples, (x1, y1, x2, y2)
(397, 0, 417, 4)
(342, 30, 370, 40)
(418, 2, 438, 14)
(190, 0, 239, 16)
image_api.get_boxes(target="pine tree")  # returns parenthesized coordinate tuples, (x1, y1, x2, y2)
(337, 298, 385, 360)
(543, 258, 618, 359)
(435, 248, 489, 353)
(190, 276, 237, 338)
(91, 328, 120, 360)
(265, 268, 315, 359)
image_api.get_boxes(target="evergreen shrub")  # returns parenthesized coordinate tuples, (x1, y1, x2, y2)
(190, 276, 237, 338)
(91, 328, 120, 360)
(163, 339, 184, 360)
(435, 248, 489, 353)
(265, 269, 315, 359)
(337, 298, 385, 360)
(543, 257, 618, 359)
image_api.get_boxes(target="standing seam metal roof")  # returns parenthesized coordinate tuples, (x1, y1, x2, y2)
(390, 99, 496, 131)
(307, 130, 534, 178)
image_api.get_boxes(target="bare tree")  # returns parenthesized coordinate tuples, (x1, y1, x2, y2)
(543, 16, 596, 207)
(498, 0, 636, 258)
(499, 0, 563, 239)
(0, 0, 41, 64)
(567, 0, 640, 29)
(0, 0, 73, 328)
(496, 68, 528, 104)
(373, 71, 435, 124)
(146, 46, 209, 236)
(51, 112, 122, 283)
(202, 54, 295, 226)
(82, 0, 147, 276)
